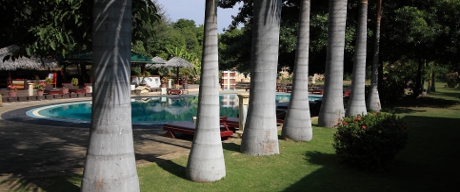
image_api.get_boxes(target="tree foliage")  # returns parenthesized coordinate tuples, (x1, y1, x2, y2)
(1, 0, 159, 59)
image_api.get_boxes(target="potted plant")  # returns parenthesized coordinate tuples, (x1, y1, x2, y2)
(62, 85, 69, 94)
(45, 77, 53, 85)
(71, 78, 79, 88)
(161, 77, 168, 88)
(84, 84, 91, 93)
(7, 84, 17, 97)
(34, 82, 45, 96)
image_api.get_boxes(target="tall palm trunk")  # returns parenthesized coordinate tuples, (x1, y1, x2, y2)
(241, 0, 281, 155)
(367, 0, 382, 112)
(81, 0, 139, 191)
(186, 0, 225, 182)
(282, 0, 312, 141)
(318, 0, 348, 128)
(346, 0, 368, 117)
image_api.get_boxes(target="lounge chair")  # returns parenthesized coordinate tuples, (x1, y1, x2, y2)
(44, 84, 63, 95)
(224, 114, 285, 130)
(309, 85, 324, 95)
(225, 117, 240, 129)
(167, 88, 182, 95)
(163, 117, 234, 139)
(62, 83, 85, 94)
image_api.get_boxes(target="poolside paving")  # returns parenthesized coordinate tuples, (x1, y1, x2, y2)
(0, 85, 250, 186)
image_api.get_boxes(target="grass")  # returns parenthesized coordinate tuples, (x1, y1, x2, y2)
(2, 84, 459, 192)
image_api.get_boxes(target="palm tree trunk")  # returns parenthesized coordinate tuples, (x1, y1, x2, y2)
(81, 0, 139, 191)
(241, 0, 281, 155)
(346, 0, 368, 117)
(186, 0, 226, 182)
(282, 0, 312, 141)
(318, 0, 347, 128)
(367, 0, 382, 112)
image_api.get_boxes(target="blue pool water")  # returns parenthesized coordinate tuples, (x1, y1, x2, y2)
(26, 94, 322, 125)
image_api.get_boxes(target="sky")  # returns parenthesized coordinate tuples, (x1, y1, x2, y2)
(158, 0, 242, 33)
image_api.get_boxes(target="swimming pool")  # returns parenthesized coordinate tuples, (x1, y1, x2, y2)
(26, 94, 322, 125)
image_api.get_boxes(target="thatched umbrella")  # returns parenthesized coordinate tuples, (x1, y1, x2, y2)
(145, 56, 166, 69)
(164, 57, 194, 84)
(0, 45, 58, 71)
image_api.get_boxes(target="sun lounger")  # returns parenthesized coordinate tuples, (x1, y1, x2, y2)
(167, 88, 182, 95)
(163, 117, 234, 139)
(43, 84, 63, 95)
(225, 117, 240, 129)
(62, 83, 85, 94)
(224, 114, 285, 130)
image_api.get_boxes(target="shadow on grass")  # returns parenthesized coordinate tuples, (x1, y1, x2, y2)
(157, 160, 188, 180)
(222, 142, 240, 152)
(381, 95, 459, 114)
(1, 175, 80, 192)
(0, 125, 88, 191)
(285, 114, 460, 191)
(282, 151, 350, 192)
(383, 95, 459, 108)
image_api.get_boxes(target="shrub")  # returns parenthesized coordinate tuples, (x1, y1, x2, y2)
(333, 112, 409, 171)
(446, 71, 459, 88)
(380, 60, 416, 103)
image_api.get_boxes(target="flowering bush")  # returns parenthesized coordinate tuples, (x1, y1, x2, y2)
(333, 112, 409, 171)
(7, 84, 17, 92)
(446, 71, 459, 88)
(34, 82, 46, 91)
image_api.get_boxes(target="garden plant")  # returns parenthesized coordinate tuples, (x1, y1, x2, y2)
(333, 112, 409, 171)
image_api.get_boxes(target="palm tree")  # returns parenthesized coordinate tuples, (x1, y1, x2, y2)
(281, 0, 312, 141)
(367, 0, 382, 112)
(346, 0, 368, 117)
(240, 0, 282, 155)
(81, 0, 139, 191)
(318, 0, 348, 128)
(186, 0, 226, 182)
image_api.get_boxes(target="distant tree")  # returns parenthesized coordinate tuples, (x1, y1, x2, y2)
(219, 27, 251, 74)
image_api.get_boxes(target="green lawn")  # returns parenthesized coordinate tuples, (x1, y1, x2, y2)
(3, 84, 459, 192)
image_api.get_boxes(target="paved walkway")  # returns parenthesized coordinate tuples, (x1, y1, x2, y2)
(0, 85, 247, 182)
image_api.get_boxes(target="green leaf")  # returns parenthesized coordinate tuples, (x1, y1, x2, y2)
(50, 41, 56, 50)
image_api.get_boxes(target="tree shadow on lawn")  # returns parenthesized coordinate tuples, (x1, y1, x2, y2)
(282, 151, 431, 192)
(286, 115, 460, 191)
(0, 125, 86, 191)
(222, 142, 241, 152)
(382, 96, 459, 114)
(156, 160, 188, 180)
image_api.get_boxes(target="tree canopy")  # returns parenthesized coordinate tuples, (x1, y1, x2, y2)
(1, 0, 159, 59)
(217, 0, 460, 75)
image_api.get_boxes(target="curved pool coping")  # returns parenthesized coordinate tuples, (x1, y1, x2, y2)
(1, 101, 164, 129)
